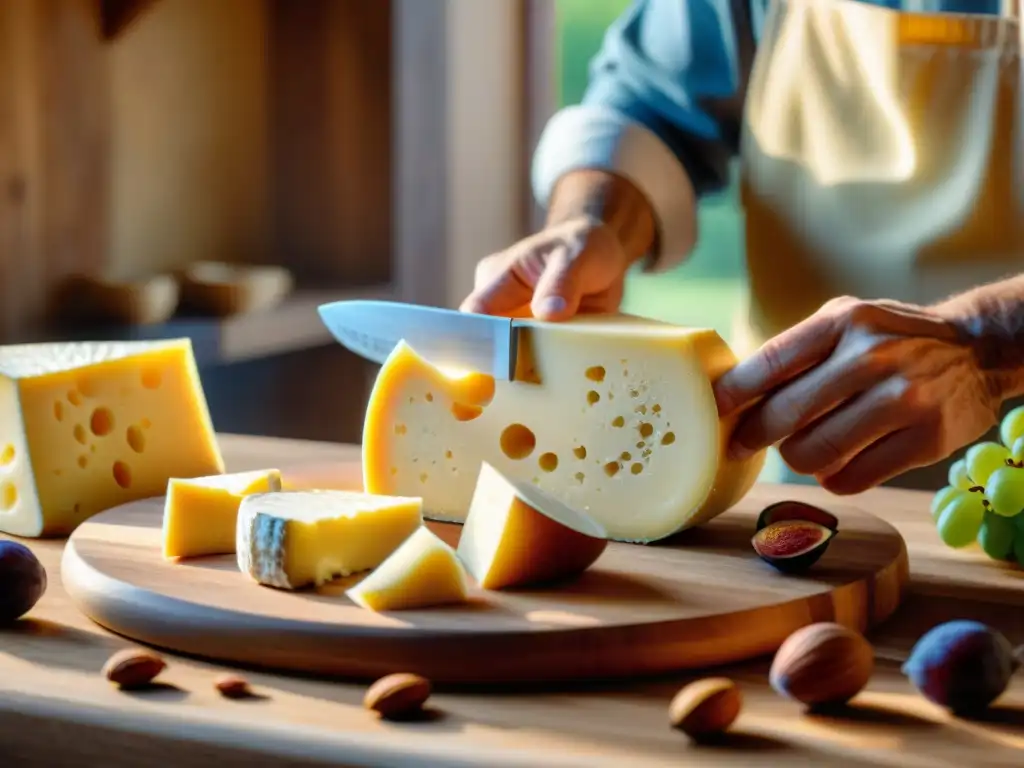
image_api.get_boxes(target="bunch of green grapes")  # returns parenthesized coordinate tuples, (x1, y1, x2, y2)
(930, 406, 1024, 563)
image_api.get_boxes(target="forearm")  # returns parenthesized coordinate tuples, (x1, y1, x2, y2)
(934, 275, 1024, 402)
(546, 170, 657, 265)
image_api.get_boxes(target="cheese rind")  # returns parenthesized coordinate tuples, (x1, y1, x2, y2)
(362, 314, 765, 543)
(235, 490, 423, 590)
(162, 468, 282, 559)
(0, 339, 223, 537)
(457, 462, 608, 590)
(346, 525, 468, 611)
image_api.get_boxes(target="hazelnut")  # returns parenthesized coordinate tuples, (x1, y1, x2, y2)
(102, 649, 166, 689)
(363, 673, 432, 720)
(769, 622, 874, 707)
(668, 677, 742, 737)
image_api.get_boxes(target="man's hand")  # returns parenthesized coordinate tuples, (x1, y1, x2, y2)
(459, 217, 632, 321)
(460, 169, 657, 321)
(714, 296, 1002, 494)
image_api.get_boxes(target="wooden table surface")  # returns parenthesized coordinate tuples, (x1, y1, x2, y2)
(2, 434, 1023, 767)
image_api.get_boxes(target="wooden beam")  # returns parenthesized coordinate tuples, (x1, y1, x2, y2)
(522, 0, 557, 233)
(392, 0, 530, 309)
(97, 0, 157, 41)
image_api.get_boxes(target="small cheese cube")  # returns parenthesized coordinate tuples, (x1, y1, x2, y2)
(162, 468, 282, 559)
(347, 526, 468, 611)
(236, 490, 423, 590)
(457, 462, 608, 590)
(0, 339, 223, 537)
(362, 315, 765, 543)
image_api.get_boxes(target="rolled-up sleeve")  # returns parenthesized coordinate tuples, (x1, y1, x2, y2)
(532, 0, 754, 271)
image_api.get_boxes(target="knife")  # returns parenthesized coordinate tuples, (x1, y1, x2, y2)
(317, 299, 525, 381)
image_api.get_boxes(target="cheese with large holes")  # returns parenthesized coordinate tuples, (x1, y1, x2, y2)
(162, 468, 282, 559)
(0, 339, 223, 537)
(347, 525, 468, 611)
(236, 490, 423, 589)
(457, 461, 608, 589)
(363, 314, 765, 543)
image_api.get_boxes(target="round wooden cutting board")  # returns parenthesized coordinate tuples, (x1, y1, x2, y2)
(62, 483, 909, 685)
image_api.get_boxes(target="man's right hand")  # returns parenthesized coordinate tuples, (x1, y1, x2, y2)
(458, 216, 633, 322)
(459, 169, 658, 322)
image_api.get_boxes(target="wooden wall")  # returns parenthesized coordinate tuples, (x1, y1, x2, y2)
(109, 0, 271, 278)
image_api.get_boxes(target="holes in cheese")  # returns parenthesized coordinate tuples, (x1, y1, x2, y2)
(346, 526, 468, 611)
(0, 339, 224, 537)
(236, 490, 424, 590)
(162, 468, 282, 559)
(457, 462, 607, 590)
(362, 316, 766, 542)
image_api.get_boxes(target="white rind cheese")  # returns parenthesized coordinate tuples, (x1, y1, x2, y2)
(236, 490, 423, 590)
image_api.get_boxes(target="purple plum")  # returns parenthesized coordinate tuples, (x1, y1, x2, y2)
(902, 620, 1021, 714)
(0, 540, 47, 623)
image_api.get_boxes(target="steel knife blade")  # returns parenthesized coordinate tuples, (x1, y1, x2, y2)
(317, 299, 523, 380)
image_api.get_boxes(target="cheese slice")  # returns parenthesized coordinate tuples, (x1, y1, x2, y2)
(236, 490, 423, 589)
(362, 314, 765, 543)
(0, 339, 223, 537)
(347, 525, 468, 611)
(457, 462, 608, 590)
(162, 468, 282, 559)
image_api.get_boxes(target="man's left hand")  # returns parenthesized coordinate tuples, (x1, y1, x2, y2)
(714, 296, 1001, 494)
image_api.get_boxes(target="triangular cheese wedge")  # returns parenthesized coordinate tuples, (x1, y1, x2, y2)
(347, 526, 468, 611)
(457, 462, 608, 589)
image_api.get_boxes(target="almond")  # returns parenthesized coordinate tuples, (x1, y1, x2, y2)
(769, 622, 874, 707)
(668, 677, 742, 737)
(363, 673, 432, 720)
(214, 674, 251, 699)
(102, 649, 166, 689)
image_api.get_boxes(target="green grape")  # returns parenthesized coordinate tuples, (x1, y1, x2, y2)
(1012, 436, 1024, 464)
(930, 486, 967, 521)
(982, 466, 1024, 517)
(965, 442, 1010, 487)
(1000, 405, 1024, 447)
(978, 510, 1016, 561)
(936, 494, 985, 548)
(947, 458, 973, 491)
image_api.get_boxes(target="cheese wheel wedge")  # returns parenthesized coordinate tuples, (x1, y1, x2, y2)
(362, 314, 765, 543)
(346, 526, 468, 611)
(162, 468, 282, 559)
(236, 490, 423, 589)
(0, 339, 223, 537)
(457, 462, 608, 589)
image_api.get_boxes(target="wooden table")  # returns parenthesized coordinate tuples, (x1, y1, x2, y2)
(2, 434, 1022, 767)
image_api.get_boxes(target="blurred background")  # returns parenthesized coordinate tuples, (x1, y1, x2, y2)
(0, 0, 744, 446)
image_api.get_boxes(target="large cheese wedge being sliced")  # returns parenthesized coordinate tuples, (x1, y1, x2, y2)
(162, 468, 282, 559)
(236, 490, 423, 589)
(457, 461, 608, 590)
(0, 339, 224, 537)
(362, 314, 765, 543)
(347, 526, 468, 611)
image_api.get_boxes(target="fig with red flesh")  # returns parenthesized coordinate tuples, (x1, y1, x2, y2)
(752, 502, 839, 573)
(756, 501, 839, 534)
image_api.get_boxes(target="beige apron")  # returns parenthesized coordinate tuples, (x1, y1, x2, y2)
(737, 0, 1024, 489)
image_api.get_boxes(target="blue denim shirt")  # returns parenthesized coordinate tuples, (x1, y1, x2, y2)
(532, 0, 1006, 268)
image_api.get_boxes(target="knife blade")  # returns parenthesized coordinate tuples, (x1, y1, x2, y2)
(317, 299, 523, 380)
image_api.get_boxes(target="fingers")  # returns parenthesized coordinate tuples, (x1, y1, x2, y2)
(459, 266, 533, 316)
(530, 244, 584, 320)
(727, 345, 889, 459)
(814, 423, 940, 495)
(714, 310, 844, 417)
(776, 376, 918, 476)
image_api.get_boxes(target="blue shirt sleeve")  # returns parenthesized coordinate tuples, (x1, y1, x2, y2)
(531, 0, 760, 269)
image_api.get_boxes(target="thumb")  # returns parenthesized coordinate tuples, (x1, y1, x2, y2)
(530, 245, 581, 321)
